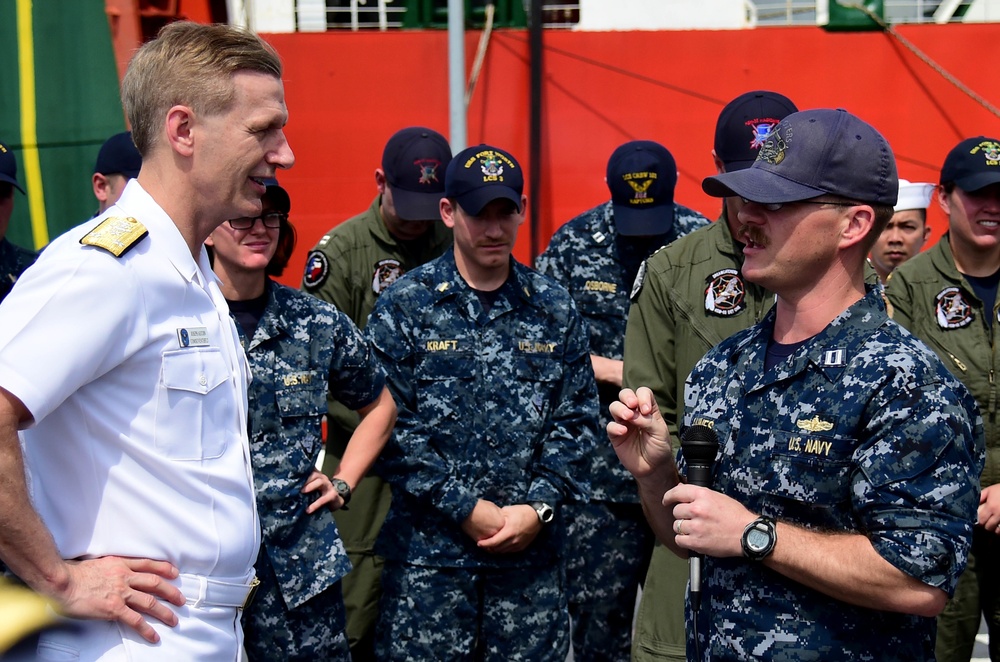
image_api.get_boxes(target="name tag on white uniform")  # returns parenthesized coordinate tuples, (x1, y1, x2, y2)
(177, 327, 210, 348)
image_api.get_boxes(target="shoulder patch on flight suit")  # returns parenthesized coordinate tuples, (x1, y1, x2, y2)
(79, 217, 148, 257)
(629, 259, 647, 301)
(372, 259, 403, 295)
(705, 268, 746, 317)
(935, 286, 974, 329)
(302, 251, 329, 290)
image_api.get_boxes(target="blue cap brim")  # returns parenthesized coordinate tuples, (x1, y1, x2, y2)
(391, 186, 444, 221)
(702, 166, 827, 204)
(455, 187, 522, 217)
(0, 173, 25, 194)
(613, 202, 674, 237)
(954, 171, 1000, 193)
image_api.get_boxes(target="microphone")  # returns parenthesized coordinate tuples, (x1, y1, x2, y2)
(680, 424, 719, 613)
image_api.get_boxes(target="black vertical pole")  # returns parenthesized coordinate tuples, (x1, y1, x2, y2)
(529, 0, 542, 265)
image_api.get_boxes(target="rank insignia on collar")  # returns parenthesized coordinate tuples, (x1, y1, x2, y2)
(80, 217, 148, 257)
(821, 349, 845, 367)
(796, 416, 834, 433)
(935, 286, 974, 329)
(436, 282, 450, 292)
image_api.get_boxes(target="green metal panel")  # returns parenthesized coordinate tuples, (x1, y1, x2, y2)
(824, 0, 885, 31)
(403, 0, 527, 29)
(0, 0, 124, 250)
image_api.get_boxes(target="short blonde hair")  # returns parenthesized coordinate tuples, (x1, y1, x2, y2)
(121, 22, 282, 155)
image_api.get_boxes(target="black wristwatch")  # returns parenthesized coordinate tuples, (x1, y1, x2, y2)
(530, 502, 555, 525)
(741, 516, 776, 561)
(331, 477, 352, 510)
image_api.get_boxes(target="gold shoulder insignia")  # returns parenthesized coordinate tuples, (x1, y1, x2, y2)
(80, 217, 148, 257)
(796, 415, 834, 433)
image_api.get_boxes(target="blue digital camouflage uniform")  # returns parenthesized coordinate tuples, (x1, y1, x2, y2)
(0, 237, 36, 304)
(301, 196, 453, 659)
(240, 280, 386, 662)
(679, 287, 984, 661)
(365, 248, 600, 661)
(534, 199, 709, 661)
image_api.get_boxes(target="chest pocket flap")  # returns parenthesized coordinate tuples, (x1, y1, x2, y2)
(161, 348, 229, 394)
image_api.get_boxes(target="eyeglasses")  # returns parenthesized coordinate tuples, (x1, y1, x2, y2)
(740, 198, 861, 212)
(227, 212, 286, 230)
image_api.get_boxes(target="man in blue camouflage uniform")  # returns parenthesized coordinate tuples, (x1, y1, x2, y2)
(207, 182, 397, 661)
(366, 144, 599, 661)
(534, 139, 709, 661)
(0, 141, 36, 304)
(609, 109, 985, 660)
(623, 91, 797, 662)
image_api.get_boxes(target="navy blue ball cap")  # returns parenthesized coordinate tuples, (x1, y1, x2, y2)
(940, 136, 1000, 192)
(714, 90, 798, 171)
(261, 177, 290, 213)
(445, 144, 524, 216)
(94, 131, 142, 179)
(606, 140, 677, 236)
(702, 108, 898, 206)
(0, 141, 24, 194)
(382, 126, 452, 221)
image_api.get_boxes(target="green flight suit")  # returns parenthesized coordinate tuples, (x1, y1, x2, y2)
(885, 235, 999, 662)
(623, 211, 772, 662)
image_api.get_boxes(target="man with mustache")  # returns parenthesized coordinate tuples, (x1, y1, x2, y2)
(886, 136, 1000, 662)
(611, 109, 983, 660)
(622, 90, 796, 662)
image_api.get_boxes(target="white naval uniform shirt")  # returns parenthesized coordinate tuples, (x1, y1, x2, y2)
(0, 181, 259, 658)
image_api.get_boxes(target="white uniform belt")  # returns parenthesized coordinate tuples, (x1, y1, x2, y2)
(176, 573, 260, 610)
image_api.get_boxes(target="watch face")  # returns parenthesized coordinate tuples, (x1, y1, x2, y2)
(746, 526, 771, 552)
(534, 503, 554, 523)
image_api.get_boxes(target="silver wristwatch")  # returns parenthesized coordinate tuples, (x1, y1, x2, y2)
(530, 502, 555, 525)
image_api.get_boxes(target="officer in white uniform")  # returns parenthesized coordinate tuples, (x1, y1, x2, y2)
(0, 22, 294, 661)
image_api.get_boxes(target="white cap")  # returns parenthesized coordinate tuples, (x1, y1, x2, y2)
(894, 179, 935, 212)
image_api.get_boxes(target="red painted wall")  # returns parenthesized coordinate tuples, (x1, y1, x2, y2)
(264, 24, 1000, 287)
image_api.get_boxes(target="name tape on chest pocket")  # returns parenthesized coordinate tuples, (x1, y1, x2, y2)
(518, 340, 556, 354)
(176, 327, 210, 348)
